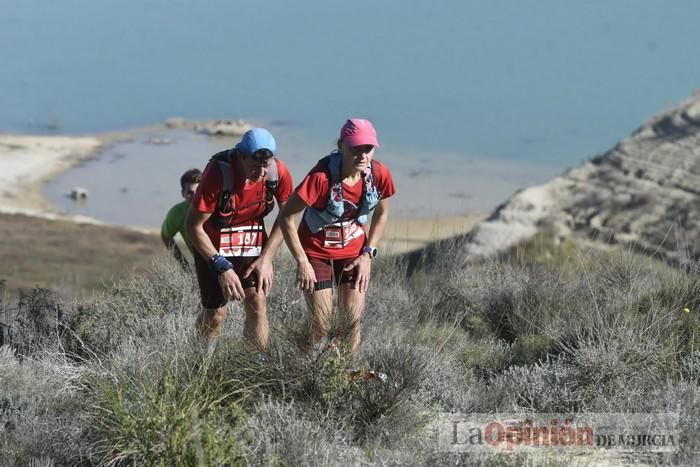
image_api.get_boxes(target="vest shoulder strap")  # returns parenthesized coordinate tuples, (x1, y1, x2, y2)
(262, 160, 279, 217)
(318, 152, 342, 183)
(265, 158, 279, 186)
(211, 150, 234, 193)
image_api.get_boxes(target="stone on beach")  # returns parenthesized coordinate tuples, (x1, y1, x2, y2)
(70, 187, 88, 200)
(148, 136, 171, 145)
(165, 117, 252, 136)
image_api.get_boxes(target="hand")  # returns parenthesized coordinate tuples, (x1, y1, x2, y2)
(296, 259, 317, 294)
(345, 254, 371, 293)
(243, 256, 273, 295)
(218, 269, 245, 301)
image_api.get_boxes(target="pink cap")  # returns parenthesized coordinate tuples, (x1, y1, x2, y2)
(339, 118, 380, 147)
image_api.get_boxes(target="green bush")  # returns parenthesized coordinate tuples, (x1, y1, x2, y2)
(87, 355, 249, 465)
(459, 338, 511, 374)
(511, 334, 555, 366)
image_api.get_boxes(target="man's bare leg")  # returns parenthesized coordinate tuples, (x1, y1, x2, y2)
(197, 305, 228, 352)
(243, 288, 269, 349)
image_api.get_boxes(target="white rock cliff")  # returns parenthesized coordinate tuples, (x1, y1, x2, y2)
(458, 90, 700, 264)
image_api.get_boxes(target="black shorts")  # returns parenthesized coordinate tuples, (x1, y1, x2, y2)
(308, 256, 357, 291)
(193, 253, 258, 308)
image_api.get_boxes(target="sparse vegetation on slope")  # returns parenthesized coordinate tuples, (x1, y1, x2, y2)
(1, 237, 698, 465)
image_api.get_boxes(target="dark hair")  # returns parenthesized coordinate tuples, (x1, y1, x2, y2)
(180, 168, 202, 188)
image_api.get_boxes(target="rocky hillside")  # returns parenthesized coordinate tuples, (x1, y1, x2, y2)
(452, 90, 700, 265)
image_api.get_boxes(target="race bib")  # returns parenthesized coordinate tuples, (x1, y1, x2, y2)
(323, 220, 365, 249)
(219, 224, 264, 257)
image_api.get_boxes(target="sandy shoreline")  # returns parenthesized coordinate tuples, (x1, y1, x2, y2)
(381, 214, 485, 254)
(0, 134, 102, 213)
(0, 126, 485, 253)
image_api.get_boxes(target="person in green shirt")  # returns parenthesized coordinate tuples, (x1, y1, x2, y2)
(161, 168, 201, 270)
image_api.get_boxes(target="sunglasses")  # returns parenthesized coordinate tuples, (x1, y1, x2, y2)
(250, 149, 274, 167)
(238, 148, 273, 166)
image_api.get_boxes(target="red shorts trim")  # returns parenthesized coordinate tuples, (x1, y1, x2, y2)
(308, 256, 357, 291)
(194, 253, 257, 308)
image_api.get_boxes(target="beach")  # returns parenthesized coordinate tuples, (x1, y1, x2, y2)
(0, 124, 163, 219)
(0, 134, 101, 214)
(0, 127, 485, 255)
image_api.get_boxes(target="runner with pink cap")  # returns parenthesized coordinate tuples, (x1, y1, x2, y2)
(279, 118, 396, 355)
(339, 118, 380, 147)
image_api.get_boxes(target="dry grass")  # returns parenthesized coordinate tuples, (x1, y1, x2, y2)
(1, 219, 699, 465)
(0, 213, 163, 298)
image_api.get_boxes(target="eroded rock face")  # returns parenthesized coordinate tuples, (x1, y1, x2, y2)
(460, 91, 700, 264)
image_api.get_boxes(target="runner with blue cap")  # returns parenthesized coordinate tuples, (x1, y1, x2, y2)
(186, 128, 294, 351)
(236, 128, 277, 157)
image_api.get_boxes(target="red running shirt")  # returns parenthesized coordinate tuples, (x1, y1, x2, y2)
(192, 157, 293, 250)
(295, 159, 396, 260)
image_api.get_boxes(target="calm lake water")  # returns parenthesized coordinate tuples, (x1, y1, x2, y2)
(44, 125, 553, 226)
(4, 0, 700, 225)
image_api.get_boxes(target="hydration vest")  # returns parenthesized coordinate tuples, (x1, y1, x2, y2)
(302, 152, 380, 233)
(209, 150, 279, 230)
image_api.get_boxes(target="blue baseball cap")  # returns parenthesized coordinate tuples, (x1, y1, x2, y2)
(235, 128, 277, 157)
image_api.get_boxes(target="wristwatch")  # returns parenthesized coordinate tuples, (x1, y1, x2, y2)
(361, 246, 378, 259)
